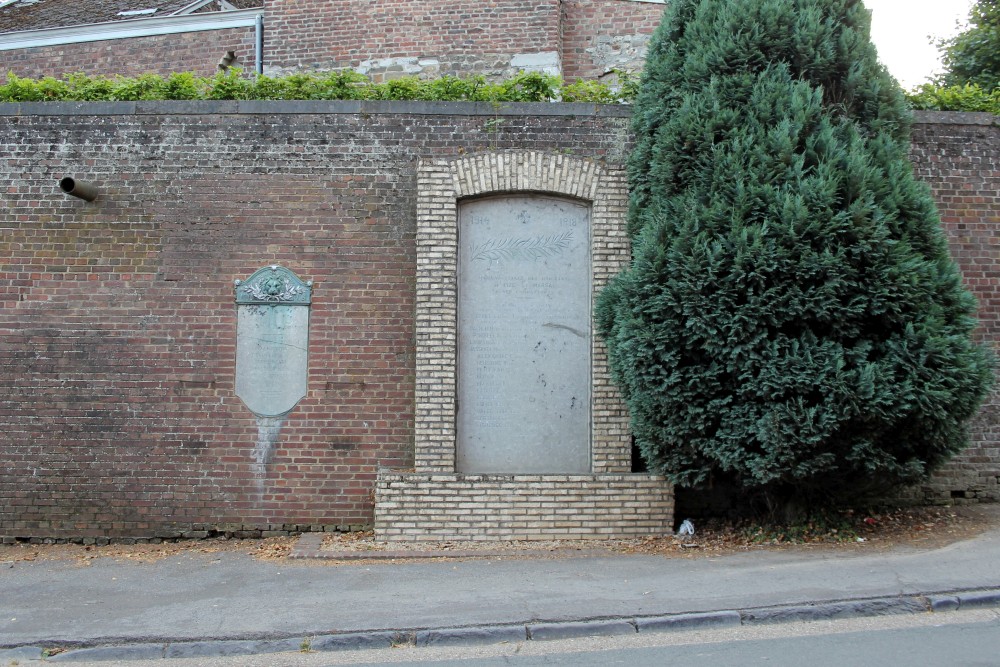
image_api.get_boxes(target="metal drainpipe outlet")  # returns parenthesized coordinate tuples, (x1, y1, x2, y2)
(58, 176, 98, 202)
(255, 14, 264, 75)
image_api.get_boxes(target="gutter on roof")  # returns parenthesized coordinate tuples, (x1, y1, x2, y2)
(0, 8, 261, 51)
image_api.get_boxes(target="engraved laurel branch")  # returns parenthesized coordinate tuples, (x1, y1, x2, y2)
(471, 231, 574, 263)
(240, 277, 306, 302)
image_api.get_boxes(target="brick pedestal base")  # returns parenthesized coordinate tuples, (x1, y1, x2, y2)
(375, 472, 674, 541)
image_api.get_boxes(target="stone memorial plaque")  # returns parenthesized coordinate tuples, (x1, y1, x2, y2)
(234, 266, 312, 417)
(457, 195, 591, 473)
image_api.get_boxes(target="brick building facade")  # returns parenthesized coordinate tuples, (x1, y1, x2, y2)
(0, 0, 665, 81)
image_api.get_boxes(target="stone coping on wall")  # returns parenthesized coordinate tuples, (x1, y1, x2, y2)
(0, 102, 993, 126)
(375, 472, 675, 541)
(910, 111, 998, 126)
(0, 100, 634, 117)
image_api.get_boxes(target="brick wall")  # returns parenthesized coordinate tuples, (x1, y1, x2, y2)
(376, 474, 674, 541)
(263, 0, 667, 80)
(0, 0, 668, 81)
(0, 27, 256, 79)
(910, 112, 1000, 504)
(561, 0, 665, 80)
(263, 0, 564, 79)
(0, 104, 996, 540)
(0, 100, 633, 540)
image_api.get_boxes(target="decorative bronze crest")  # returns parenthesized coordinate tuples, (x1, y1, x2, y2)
(234, 265, 312, 305)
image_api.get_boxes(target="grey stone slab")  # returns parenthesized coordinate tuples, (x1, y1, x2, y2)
(5, 102, 991, 123)
(235, 303, 310, 417)
(486, 102, 630, 117)
(47, 644, 165, 661)
(135, 100, 238, 115)
(593, 104, 635, 118)
(164, 637, 301, 658)
(416, 625, 527, 647)
(912, 110, 997, 126)
(0, 98, 630, 118)
(309, 631, 400, 652)
(956, 589, 1000, 609)
(290, 532, 324, 558)
(14, 101, 137, 116)
(928, 595, 960, 612)
(457, 194, 591, 473)
(741, 598, 927, 625)
(236, 100, 363, 115)
(636, 610, 742, 632)
(510, 52, 560, 73)
(528, 619, 636, 641)
(341, 100, 628, 117)
(358, 100, 492, 116)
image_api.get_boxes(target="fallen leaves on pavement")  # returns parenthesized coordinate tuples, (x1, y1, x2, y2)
(0, 505, 995, 566)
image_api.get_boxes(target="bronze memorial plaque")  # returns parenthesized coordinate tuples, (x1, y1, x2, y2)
(234, 265, 312, 417)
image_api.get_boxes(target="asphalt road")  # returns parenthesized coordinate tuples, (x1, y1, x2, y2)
(395, 614, 1000, 666)
(28, 608, 1000, 666)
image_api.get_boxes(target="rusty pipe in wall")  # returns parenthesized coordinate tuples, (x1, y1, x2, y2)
(58, 176, 98, 202)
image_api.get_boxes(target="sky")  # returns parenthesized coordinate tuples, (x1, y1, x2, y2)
(864, 0, 976, 88)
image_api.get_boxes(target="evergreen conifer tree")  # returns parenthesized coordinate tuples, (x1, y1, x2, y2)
(596, 0, 993, 507)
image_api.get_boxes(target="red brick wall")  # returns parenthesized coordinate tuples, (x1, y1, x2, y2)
(0, 105, 995, 540)
(0, 100, 633, 540)
(263, 0, 563, 77)
(0, 27, 256, 79)
(910, 112, 1000, 503)
(561, 0, 665, 80)
(0, 1, 669, 81)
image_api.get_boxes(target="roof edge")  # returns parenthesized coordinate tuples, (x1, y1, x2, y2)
(0, 8, 261, 52)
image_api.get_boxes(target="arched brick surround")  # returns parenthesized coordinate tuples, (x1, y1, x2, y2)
(413, 151, 631, 473)
(375, 150, 675, 541)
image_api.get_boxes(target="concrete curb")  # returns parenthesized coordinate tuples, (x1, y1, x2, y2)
(528, 619, 636, 641)
(4, 588, 998, 663)
(739, 598, 929, 624)
(636, 610, 742, 632)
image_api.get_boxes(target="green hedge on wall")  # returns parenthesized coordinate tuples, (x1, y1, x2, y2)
(905, 83, 1000, 115)
(0, 69, 640, 104)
